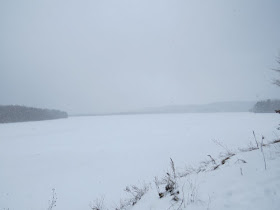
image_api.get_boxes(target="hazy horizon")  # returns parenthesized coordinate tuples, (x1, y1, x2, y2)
(1, 0, 280, 114)
(0, 99, 259, 115)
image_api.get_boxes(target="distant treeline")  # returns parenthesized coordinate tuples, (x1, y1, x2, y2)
(251, 99, 280, 113)
(0, 105, 68, 123)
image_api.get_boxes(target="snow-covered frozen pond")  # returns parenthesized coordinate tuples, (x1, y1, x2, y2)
(0, 112, 279, 210)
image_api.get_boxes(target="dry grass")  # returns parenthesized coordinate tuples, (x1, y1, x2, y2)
(47, 189, 57, 210)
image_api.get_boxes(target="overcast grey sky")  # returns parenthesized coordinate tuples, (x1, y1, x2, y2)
(0, 0, 280, 114)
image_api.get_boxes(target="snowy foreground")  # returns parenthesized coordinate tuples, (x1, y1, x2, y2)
(0, 113, 279, 210)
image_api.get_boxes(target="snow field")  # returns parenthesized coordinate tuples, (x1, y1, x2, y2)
(0, 113, 279, 210)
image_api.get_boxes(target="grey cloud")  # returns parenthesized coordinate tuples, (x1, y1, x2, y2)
(0, 0, 280, 114)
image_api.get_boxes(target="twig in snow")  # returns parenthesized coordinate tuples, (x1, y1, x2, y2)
(260, 136, 267, 170)
(47, 189, 57, 210)
(212, 139, 234, 156)
(207, 155, 216, 165)
(235, 159, 247, 164)
(207, 195, 211, 210)
(252, 130, 259, 149)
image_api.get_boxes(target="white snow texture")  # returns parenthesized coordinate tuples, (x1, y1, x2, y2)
(0, 113, 279, 210)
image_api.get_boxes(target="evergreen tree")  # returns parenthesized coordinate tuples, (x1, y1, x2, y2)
(0, 105, 68, 123)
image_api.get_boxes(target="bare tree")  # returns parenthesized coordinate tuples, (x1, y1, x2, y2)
(272, 56, 280, 87)
(272, 56, 280, 114)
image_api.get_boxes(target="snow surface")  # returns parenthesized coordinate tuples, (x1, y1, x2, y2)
(0, 112, 279, 210)
(134, 141, 280, 210)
